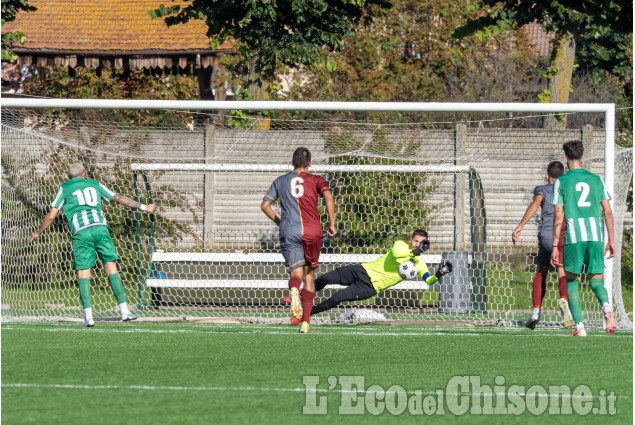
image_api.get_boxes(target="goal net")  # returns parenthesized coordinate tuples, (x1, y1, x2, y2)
(1, 100, 632, 329)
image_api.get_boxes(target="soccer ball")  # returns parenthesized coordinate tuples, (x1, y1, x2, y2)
(398, 261, 417, 280)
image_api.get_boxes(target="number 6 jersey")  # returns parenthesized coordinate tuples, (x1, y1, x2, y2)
(50, 178, 116, 234)
(551, 168, 612, 245)
(263, 171, 331, 238)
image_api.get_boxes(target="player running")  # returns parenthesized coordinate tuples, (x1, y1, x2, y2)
(512, 161, 573, 329)
(288, 230, 452, 320)
(550, 140, 617, 336)
(28, 163, 156, 327)
(261, 147, 337, 333)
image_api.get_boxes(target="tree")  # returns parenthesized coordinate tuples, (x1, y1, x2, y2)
(452, 0, 632, 128)
(1, 0, 36, 62)
(149, 0, 387, 89)
(287, 0, 539, 110)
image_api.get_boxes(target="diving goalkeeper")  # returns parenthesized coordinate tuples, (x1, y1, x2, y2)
(288, 229, 453, 322)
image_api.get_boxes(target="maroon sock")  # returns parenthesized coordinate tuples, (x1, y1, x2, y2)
(288, 277, 301, 290)
(532, 272, 547, 308)
(558, 276, 568, 300)
(301, 289, 315, 323)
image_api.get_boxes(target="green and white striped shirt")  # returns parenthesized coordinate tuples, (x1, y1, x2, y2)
(551, 168, 611, 245)
(50, 178, 116, 234)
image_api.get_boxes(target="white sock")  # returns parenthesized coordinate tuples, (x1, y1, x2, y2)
(119, 302, 130, 316)
(533, 307, 541, 315)
(602, 302, 611, 312)
(84, 307, 93, 321)
(576, 322, 585, 330)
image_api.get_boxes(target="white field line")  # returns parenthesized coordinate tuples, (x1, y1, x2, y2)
(2, 383, 631, 400)
(2, 324, 632, 338)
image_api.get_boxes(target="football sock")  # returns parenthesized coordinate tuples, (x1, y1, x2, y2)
(531, 272, 547, 308)
(78, 278, 91, 309)
(84, 307, 93, 321)
(566, 277, 583, 324)
(589, 278, 609, 306)
(288, 277, 302, 290)
(119, 303, 130, 317)
(300, 289, 315, 323)
(558, 276, 568, 300)
(108, 273, 126, 304)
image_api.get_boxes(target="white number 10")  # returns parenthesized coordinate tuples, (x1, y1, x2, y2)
(73, 187, 98, 206)
(290, 177, 304, 199)
(576, 182, 591, 207)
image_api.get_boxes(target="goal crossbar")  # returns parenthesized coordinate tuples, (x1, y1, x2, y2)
(131, 163, 471, 173)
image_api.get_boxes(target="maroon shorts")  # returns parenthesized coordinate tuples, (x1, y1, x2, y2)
(280, 234, 322, 272)
(555, 220, 566, 267)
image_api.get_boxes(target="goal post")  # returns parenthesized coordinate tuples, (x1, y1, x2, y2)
(1, 98, 630, 328)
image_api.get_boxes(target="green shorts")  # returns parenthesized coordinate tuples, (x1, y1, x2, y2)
(71, 225, 119, 270)
(563, 241, 605, 275)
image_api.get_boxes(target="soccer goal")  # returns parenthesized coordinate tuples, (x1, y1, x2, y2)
(1, 99, 631, 328)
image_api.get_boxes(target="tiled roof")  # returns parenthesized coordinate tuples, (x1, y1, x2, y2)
(522, 22, 554, 58)
(1, 0, 231, 53)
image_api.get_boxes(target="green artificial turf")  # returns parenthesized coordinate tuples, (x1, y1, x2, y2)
(2, 321, 632, 425)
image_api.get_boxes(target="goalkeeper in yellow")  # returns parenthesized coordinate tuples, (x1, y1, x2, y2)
(291, 229, 453, 322)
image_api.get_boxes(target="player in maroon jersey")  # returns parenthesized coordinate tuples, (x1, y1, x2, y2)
(261, 147, 337, 333)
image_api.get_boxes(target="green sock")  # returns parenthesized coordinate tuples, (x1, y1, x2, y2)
(108, 273, 126, 304)
(78, 278, 91, 309)
(589, 278, 609, 306)
(566, 277, 583, 324)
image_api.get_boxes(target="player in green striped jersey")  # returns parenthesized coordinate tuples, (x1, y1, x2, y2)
(28, 163, 156, 327)
(550, 141, 617, 336)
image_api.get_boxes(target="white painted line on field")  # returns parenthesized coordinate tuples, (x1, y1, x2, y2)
(2, 383, 631, 401)
(2, 324, 632, 338)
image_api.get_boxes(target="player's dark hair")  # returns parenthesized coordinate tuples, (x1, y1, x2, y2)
(412, 229, 428, 239)
(292, 147, 311, 168)
(547, 161, 564, 179)
(563, 140, 584, 160)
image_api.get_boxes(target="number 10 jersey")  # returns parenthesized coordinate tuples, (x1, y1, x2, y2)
(50, 178, 116, 234)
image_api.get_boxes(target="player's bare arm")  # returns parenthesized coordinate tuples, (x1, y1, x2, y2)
(111, 194, 156, 213)
(28, 207, 59, 242)
(512, 194, 542, 244)
(323, 190, 337, 237)
(260, 200, 281, 226)
(550, 204, 564, 268)
(601, 199, 615, 259)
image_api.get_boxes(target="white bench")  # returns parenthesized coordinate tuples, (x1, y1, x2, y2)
(146, 252, 442, 290)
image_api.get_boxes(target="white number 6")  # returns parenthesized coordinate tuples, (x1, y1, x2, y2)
(576, 182, 591, 207)
(290, 177, 304, 199)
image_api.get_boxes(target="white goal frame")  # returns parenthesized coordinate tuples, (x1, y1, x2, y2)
(0, 98, 617, 304)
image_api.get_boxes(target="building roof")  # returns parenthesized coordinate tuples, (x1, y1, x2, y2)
(522, 22, 554, 58)
(1, 0, 232, 54)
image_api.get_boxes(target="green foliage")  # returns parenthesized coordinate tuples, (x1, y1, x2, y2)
(323, 128, 438, 252)
(622, 228, 633, 289)
(1, 0, 36, 62)
(1, 128, 196, 292)
(453, 0, 631, 39)
(287, 0, 539, 107)
(149, 0, 388, 85)
(20, 67, 199, 127)
(453, 0, 632, 114)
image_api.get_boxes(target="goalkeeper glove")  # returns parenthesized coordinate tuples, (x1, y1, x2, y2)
(411, 239, 430, 256)
(434, 259, 453, 279)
